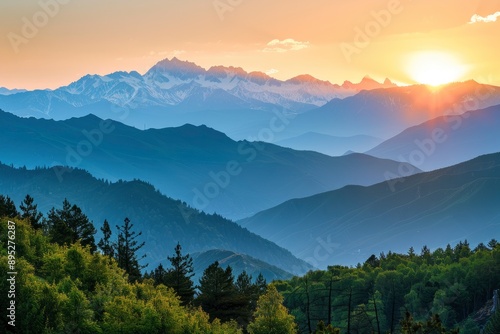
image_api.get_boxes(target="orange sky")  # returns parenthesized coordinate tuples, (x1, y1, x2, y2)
(1, 0, 499, 90)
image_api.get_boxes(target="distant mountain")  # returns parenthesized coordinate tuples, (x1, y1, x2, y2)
(286, 81, 500, 139)
(191, 249, 293, 285)
(340, 75, 396, 91)
(239, 152, 500, 268)
(0, 57, 396, 122)
(0, 110, 419, 219)
(366, 104, 500, 171)
(275, 132, 383, 156)
(0, 87, 27, 95)
(0, 163, 312, 275)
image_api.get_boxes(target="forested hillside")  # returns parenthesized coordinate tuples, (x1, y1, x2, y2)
(1, 207, 498, 333)
(274, 242, 500, 333)
(0, 163, 311, 275)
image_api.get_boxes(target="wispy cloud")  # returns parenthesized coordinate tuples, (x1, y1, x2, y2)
(263, 38, 310, 52)
(469, 11, 500, 24)
(265, 68, 279, 75)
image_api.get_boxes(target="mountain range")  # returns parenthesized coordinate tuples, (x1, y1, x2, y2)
(2, 59, 499, 157)
(0, 162, 312, 275)
(0, 109, 418, 219)
(0, 57, 395, 118)
(285, 81, 500, 140)
(366, 104, 500, 171)
(239, 152, 500, 268)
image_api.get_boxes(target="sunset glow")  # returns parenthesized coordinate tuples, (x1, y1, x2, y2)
(1, 0, 499, 89)
(407, 51, 468, 86)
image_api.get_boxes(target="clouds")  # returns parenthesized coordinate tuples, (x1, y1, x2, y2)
(265, 68, 279, 75)
(263, 38, 310, 52)
(469, 11, 500, 24)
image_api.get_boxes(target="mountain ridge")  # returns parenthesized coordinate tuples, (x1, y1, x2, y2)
(0, 109, 420, 220)
(238, 152, 500, 268)
(0, 162, 313, 275)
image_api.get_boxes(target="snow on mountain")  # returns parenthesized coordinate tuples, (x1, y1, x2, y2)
(1, 57, 398, 115)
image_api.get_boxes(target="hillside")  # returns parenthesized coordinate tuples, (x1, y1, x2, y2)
(0, 109, 418, 219)
(288, 81, 500, 139)
(366, 104, 500, 171)
(0, 163, 312, 274)
(239, 152, 500, 268)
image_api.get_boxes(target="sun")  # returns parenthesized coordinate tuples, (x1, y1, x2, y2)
(407, 51, 467, 86)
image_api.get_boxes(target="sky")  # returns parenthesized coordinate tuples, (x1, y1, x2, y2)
(1, 0, 499, 90)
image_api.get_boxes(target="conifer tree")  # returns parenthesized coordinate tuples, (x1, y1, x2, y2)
(197, 261, 244, 322)
(0, 194, 18, 218)
(47, 198, 97, 252)
(254, 273, 267, 295)
(153, 263, 167, 285)
(19, 194, 43, 229)
(97, 219, 114, 258)
(115, 217, 146, 282)
(164, 242, 195, 306)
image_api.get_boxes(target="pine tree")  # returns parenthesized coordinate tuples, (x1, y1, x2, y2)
(19, 194, 43, 229)
(197, 261, 243, 322)
(164, 242, 195, 306)
(0, 194, 18, 218)
(97, 219, 114, 258)
(254, 273, 267, 295)
(115, 217, 147, 282)
(247, 285, 297, 334)
(235, 271, 259, 329)
(47, 199, 97, 252)
(152, 263, 167, 285)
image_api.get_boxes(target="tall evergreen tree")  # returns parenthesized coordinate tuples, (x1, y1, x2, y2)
(235, 270, 259, 329)
(254, 273, 267, 295)
(0, 194, 18, 218)
(19, 194, 43, 229)
(197, 261, 244, 322)
(47, 198, 97, 252)
(97, 219, 114, 258)
(152, 263, 167, 285)
(115, 217, 147, 282)
(488, 239, 498, 249)
(164, 242, 195, 306)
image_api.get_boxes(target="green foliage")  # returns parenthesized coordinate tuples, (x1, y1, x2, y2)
(484, 308, 500, 334)
(314, 320, 340, 333)
(163, 242, 195, 306)
(19, 194, 43, 229)
(0, 194, 18, 218)
(47, 198, 97, 252)
(0, 218, 242, 333)
(115, 217, 147, 282)
(197, 261, 247, 322)
(97, 219, 114, 258)
(277, 242, 500, 333)
(247, 284, 297, 334)
(400, 311, 460, 333)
